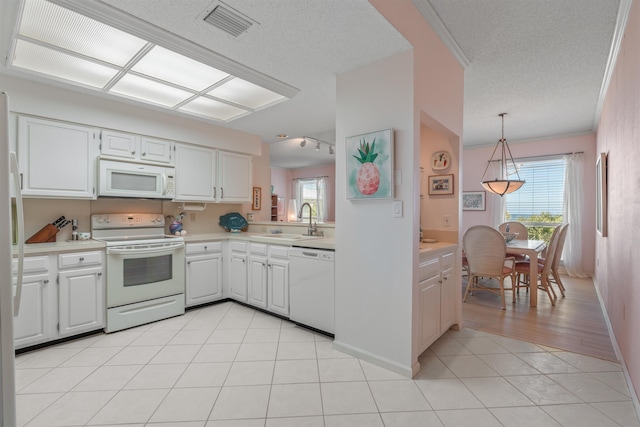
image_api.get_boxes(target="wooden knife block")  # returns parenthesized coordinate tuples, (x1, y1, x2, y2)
(26, 224, 58, 244)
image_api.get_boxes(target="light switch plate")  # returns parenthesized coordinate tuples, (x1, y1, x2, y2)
(393, 200, 403, 218)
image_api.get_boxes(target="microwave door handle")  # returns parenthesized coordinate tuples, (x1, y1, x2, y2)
(162, 173, 166, 196)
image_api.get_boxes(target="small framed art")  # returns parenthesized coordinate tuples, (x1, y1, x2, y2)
(252, 187, 261, 210)
(462, 191, 486, 211)
(428, 174, 454, 195)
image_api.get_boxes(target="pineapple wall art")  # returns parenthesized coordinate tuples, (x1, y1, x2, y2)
(346, 129, 394, 199)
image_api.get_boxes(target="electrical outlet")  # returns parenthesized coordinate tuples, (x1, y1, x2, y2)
(443, 214, 451, 227)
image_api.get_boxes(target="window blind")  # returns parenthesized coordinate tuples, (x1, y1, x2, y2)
(505, 158, 566, 221)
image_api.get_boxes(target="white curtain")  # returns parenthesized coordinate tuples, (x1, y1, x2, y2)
(293, 179, 303, 222)
(562, 153, 588, 277)
(316, 177, 328, 222)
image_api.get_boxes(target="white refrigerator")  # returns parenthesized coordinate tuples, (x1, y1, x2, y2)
(1, 91, 24, 426)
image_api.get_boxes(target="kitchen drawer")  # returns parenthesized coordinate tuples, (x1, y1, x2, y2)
(269, 245, 289, 259)
(441, 251, 454, 270)
(229, 240, 248, 253)
(58, 251, 102, 269)
(250, 242, 268, 256)
(186, 241, 223, 255)
(12, 255, 49, 275)
(418, 257, 440, 281)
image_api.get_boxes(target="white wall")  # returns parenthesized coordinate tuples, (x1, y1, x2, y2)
(335, 49, 416, 375)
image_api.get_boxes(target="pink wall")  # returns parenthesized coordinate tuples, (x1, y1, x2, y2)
(596, 0, 640, 398)
(462, 134, 596, 274)
(270, 164, 336, 222)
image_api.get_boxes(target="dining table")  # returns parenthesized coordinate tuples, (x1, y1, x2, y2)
(506, 239, 547, 307)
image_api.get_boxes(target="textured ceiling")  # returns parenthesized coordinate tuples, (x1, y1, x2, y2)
(423, 0, 622, 147)
(1, 0, 626, 168)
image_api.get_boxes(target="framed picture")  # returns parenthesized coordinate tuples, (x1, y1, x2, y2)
(428, 174, 454, 195)
(252, 187, 261, 210)
(462, 191, 486, 211)
(596, 152, 607, 237)
(346, 128, 394, 199)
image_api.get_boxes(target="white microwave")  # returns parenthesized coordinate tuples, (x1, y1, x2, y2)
(98, 158, 175, 199)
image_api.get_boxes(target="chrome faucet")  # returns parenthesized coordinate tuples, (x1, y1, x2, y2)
(298, 202, 317, 236)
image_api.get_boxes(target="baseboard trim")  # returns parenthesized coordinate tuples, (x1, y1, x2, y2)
(592, 276, 640, 421)
(332, 339, 414, 378)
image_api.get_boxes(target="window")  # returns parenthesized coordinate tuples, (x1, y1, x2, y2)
(294, 177, 327, 223)
(504, 157, 565, 242)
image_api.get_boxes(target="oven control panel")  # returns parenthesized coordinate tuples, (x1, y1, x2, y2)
(92, 213, 165, 229)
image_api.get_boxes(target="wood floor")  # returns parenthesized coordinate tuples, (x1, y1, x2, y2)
(461, 274, 618, 361)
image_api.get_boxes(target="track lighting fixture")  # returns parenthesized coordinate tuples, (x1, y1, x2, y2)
(300, 136, 335, 154)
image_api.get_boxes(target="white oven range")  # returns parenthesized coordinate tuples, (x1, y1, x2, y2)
(91, 213, 185, 333)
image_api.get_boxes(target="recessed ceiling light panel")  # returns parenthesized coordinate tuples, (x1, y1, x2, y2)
(131, 46, 230, 92)
(179, 96, 248, 121)
(110, 74, 193, 107)
(208, 78, 285, 110)
(19, 0, 147, 66)
(12, 39, 119, 88)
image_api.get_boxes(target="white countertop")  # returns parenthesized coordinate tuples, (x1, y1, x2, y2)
(419, 241, 457, 256)
(13, 239, 106, 256)
(181, 232, 336, 250)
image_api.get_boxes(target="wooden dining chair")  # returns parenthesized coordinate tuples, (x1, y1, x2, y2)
(546, 223, 569, 297)
(513, 224, 563, 305)
(498, 221, 529, 240)
(463, 225, 518, 310)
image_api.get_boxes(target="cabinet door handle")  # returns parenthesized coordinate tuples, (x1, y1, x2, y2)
(187, 261, 191, 265)
(20, 173, 23, 190)
(221, 188, 224, 199)
(97, 272, 102, 276)
(131, 150, 136, 155)
(142, 152, 147, 156)
(214, 187, 217, 198)
(43, 279, 49, 285)
(204, 246, 208, 250)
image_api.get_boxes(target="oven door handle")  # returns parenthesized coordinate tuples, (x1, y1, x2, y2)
(107, 242, 184, 255)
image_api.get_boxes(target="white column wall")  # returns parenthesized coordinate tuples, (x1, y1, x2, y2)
(334, 49, 417, 376)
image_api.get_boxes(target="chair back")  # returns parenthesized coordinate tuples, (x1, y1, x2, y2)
(541, 224, 563, 275)
(498, 221, 528, 240)
(551, 223, 569, 269)
(463, 225, 508, 277)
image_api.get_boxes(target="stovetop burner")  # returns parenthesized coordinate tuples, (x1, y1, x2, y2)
(91, 213, 183, 246)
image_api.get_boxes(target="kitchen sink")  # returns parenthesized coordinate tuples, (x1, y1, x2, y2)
(250, 233, 323, 241)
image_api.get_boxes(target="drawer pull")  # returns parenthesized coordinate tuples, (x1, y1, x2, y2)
(79, 257, 85, 261)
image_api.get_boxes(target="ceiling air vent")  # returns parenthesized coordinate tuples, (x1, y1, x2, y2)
(203, 2, 255, 38)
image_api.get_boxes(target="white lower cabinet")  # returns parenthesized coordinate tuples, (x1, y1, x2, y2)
(13, 250, 105, 349)
(226, 241, 290, 316)
(228, 241, 248, 302)
(267, 246, 289, 317)
(12, 256, 54, 349)
(418, 248, 456, 354)
(185, 242, 223, 307)
(57, 251, 104, 337)
(248, 243, 268, 309)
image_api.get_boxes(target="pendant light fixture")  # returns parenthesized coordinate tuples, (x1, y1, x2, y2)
(481, 113, 525, 196)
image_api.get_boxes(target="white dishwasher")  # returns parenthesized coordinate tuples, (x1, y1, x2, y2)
(289, 247, 335, 334)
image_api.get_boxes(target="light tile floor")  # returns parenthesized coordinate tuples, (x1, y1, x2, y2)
(14, 301, 640, 426)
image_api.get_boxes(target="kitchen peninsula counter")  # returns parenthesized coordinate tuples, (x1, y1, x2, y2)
(419, 241, 457, 256)
(181, 232, 335, 250)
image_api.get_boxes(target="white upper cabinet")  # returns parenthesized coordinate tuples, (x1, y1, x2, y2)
(174, 144, 252, 203)
(100, 130, 174, 164)
(174, 143, 217, 201)
(18, 115, 98, 199)
(100, 129, 139, 160)
(218, 151, 252, 203)
(140, 136, 174, 164)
